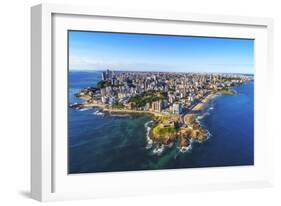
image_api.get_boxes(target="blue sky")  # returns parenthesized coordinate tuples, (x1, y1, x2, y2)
(69, 31, 254, 74)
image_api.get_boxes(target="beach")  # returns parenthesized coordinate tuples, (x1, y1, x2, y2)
(191, 93, 216, 111)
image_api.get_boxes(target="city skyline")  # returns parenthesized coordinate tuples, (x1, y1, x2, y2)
(69, 31, 254, 74)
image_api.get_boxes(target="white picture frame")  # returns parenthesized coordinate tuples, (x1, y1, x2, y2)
(31, 3, 274, 202)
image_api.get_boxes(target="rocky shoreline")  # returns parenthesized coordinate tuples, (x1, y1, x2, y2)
(148, 113, 209, 149)
(70, 87, 240, 153)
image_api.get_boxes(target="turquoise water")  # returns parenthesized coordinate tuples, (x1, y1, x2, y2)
(68, 71, 254, 174)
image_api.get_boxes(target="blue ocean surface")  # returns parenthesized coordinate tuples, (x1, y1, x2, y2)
(68, 71, 254, 174)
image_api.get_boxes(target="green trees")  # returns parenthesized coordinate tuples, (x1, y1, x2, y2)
(96, 80, 125, 89)
(128, 90, 167, 108)
(96, 80, 111, 89)
(111, 102, 125, 109)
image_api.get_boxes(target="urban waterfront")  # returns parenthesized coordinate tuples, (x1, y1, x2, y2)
(68, 71, 254, 174)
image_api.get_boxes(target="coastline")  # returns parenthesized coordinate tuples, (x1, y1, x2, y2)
(72, 86, 240, 153)
(68, 71, 254, 172)
(81, 102, 168, 118)
(191, 93, 216, 111)
(80, 91, 218, 116)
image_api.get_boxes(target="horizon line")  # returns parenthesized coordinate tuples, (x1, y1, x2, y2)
(69, 69, 254, 75)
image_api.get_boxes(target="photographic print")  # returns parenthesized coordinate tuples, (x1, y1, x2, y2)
(68, 31, 254, 174)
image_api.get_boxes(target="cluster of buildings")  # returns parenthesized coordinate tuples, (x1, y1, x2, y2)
(79, 69, 253, 115)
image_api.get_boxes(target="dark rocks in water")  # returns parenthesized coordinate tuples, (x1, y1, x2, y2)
(69, 103, 84, 109)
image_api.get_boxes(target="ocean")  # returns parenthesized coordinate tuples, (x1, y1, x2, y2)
(68, 70, 254, 174)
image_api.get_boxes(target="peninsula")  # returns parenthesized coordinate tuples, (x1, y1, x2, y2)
(70, 70, 253, 150)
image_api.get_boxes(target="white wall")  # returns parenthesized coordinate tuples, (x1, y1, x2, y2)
(0, 0, 280, 205)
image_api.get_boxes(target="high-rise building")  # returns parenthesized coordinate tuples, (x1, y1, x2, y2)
(162, 99, 169, 109)
(106, 69, 112, 79)
(152, 100, 162, 112)
(100, 88, 106, 97)
(105, 86, 112, 95)
(172, 103, 182, 114)
(101, 72, 106, 81)
(102, 69, 112, 80)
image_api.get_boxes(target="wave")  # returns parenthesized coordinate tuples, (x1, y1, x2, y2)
(144, 120, 154, 150)
(197, 114, 206, 120)
(196, 106, 214, 120)
(92, 110, 104, 116)
(144, 120, 153, 128)
(205, 130, 212, 141)
(178, 144, 192, 153)
(167, 142, 174, 148)
(79, 108, 91, 111)
(152, 144, 165, 155)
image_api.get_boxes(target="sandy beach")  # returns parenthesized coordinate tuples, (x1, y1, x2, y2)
(192, 93, 216, 111)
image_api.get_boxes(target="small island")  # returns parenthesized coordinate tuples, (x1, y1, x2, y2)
(70, 70, 253, 152)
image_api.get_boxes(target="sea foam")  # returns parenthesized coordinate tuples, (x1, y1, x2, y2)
(152, 144, 165, 155)
(144, 120, 154, 150)
(79, 108, 91, 111)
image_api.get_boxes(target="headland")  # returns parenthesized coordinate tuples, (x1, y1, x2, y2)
(70, 70, 253, 151)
